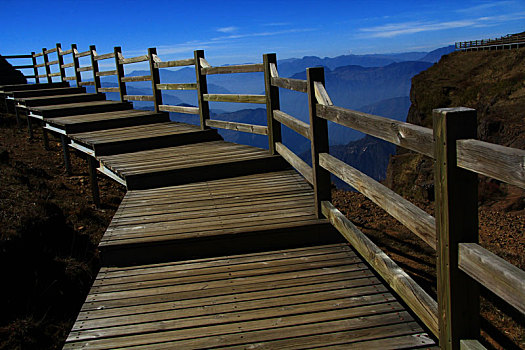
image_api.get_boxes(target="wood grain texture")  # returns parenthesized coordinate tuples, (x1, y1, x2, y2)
(319, 152, 437, 249)
(273, 110, 310, 140)
(263, 53, 282, 155)
(271, 76, 308, 93)
(94, 52, 115, 61)
(460, 340, 487, 350)
(459, 243, 525, 315)
(121, 75, 152, 82)
(456, 139, 525, 189)
(203, 93, 266, 104)
(202, 63, 263, 75)
(96, 70, 118, 77)
(154, 58, 194, 68)
(275, 142, 313, 184)
(156, 83, 197, 90)
(119, 54, 149, 64)
(124, 95, 155, 102)
(194, 50, 210, 130)
(205, 119, 268, 135)
(158, 104, 199, 114)
(317, 104, 434, 158)
(314, 81, 333, 106)
(321, 201, 439, 337)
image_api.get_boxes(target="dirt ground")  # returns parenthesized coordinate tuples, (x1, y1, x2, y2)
(0, 112, 523, 349)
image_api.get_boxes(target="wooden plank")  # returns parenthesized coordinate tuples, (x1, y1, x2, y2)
(433, 107, 479, 349)
(273, 109, 310, 139)
(77, 65, 93, 72)
(271, 76, 307, 93)
(96, 70, 118, 77)
(460, 340, 487, 350)
(2, 54, 33, 59)
(156, 83, 197, 90)
(314, 81, 333, 106)
(36, 74, 47, 78)
(89, 45, 102, 96)
(459, 243, 525, 315)
(200, 57, 211, 68)
(202, 63, 264, 75)
(308, 67, 331, 218)
(94, 52, 115, 61)
(75, 50, 91, 58)
(456, 139, 525, 189)
(205, 119, 267, 135)
(63, 76, 76, 81)
(114, 46, 127, 102)
(42, 47, 52, 83)
(321, 201, 439, 337)
(158, 104, 199, 114)
(33, 52, 43, 58)
(61, 62, 75, 68)
(35, 63, 46, 68)
(46, 59, 59, 66)
(317, 104, 434, 158)
(263, 53, 282, 155)
(48, 72, 61, 77)
(78, 81, 95, 86)
(44, 47, 57, 54)
(203, 93, 266, 104)
(319, 152, 436, 249)
(195, 50, 210, 130)
(124, 95, 155, 102)
(269, 62, 278, 78)
(148, 47, 163, 113)
(154, 58, 194, 68)
(121, 75, 152, 82)
(71, 44, 82, 86)
(120, 54, 149, 64)
(60, 48, 73, 56)
(275, 142, 313, 184)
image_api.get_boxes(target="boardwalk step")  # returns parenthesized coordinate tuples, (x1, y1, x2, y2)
(0, 81, 69, 93)
(64, 243, 435, 349)
(70, 122, 221, 156)
(99, 170, 338, 265)
(16, 92, 106, 107)
(27, 100, 132, 118)
(8, 86, 86, 98)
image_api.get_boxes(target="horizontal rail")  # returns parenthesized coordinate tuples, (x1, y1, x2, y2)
(44, 48, 57, 54)
(203, 93, 266, 104)
(205, 119, 268, 135)
(77, 66, 93, 72)
(275, 142, 314, 184)
(46, 60, 59, 66)
(456, 139, 525, 189)
(35, 63, 45, 68)
(202, 63, 264, 75)
(49, 72, 61, 77)
(75, 50, 91, 58)
(317, 104, 434, 158)
(319, 152, 437, 249)
(2, 54, 33, 59)
(97, 87, 120, 92)
(154, 58, 195, 68)
(61, 62, 75, 68)
(271, 76, 307, 93)
(94, 52, 115, 61)
(459, 243, 525, 315)
(269, 63, 278, 78)
(273, 110, 310, 139)
(158, 104, 199, 114)
(36, 74, 47, 78)
(119, 54, 149, 64)
(96, 70, 118, 77)
(314, 81, 333, 106)
(121, 75, 152, 82)
(33, 52, 43, 58)
(24, 75, 36, 78)
(156, 83, 197, 90)
(321, 201, 439, 337)
(12, 65, 35, 69)
(63, 76, 76, 81)
(59, 48, 73, 56)
(124, 95, 155, 102)
(78, 81, 95, 86)
(199, 57, 211, 68)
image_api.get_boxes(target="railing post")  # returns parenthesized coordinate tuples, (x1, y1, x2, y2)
(71, 44, 82, 87)
(89, 45, 101, 93)
(42, 48, 52, 83)
(194, 50, 210, 130)
(433, 107, 479, 350)
(31, 52, 39, 84)
(56, 43, 66, 82)
(114, 46, 127, 102)
(148, 47, 163, 113)
(307, 67, 331, 218)
(263, 53, 282, 155)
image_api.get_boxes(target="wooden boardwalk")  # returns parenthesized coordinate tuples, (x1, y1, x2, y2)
(64, 244, 436, 350)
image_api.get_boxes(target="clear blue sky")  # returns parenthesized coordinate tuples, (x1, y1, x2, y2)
(1, 0, 524, 65)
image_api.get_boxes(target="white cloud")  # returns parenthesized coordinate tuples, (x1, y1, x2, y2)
(212, 28, 315, 41)
(456, 1, 516, 14)
(217, 26, 238, 33)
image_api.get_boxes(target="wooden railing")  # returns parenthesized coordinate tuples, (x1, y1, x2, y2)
(456, 32, 525, 50)
(3, 43, 525, 350)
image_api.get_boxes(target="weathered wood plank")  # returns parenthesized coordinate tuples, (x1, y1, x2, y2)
(61, 62, 75, 68)
(93, 52, 115, 61)
(263, 53, 282, 155)
(35, 63, 46, 68)
(158, 104, 199, 114)
(319, 152, 437, 249)
(269, 62, 278, 78)
(314, 81, 333, 106)
(271, 76, 307, 92)
(203, 93, 266, 104)
(457, 139, 525, 189)
(114, 46, 127, 102)
(33, 52, 43, 58)
(273, 109, 310, 139)
(321, 201, 439, 337)
(75, 50, 91, 58)
(460, 339, 487, 350)
(46, 59, 59, 66)
(195, 50, 210, 130)
(156, 83, 197, 90)
(434, 107, 479, 349)
(44, 47, 57, 54)
(459, 243, 525, 315)
(317, 104, 434, 158)
(124, 95, 155, 102)
(121, 75, 152, 82)
(63, 76, 76, 81)
(96, 70, 118, 77)
(48, 72, 61, 77)
(120, 54, 149, 64)
(275, 142, 313, 184)
(199, 57, 211, 68)
(148, 47, 163, 113)
(97, 87, 120, 92)
(76, 65, 93, 72)
(59, 48, 73, 56)
(202, 63, 264, 75)
(205, 119, 268, 135)
(154, 58, 194, 68)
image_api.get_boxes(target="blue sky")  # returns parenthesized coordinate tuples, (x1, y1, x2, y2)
(1, 0, 524, 66)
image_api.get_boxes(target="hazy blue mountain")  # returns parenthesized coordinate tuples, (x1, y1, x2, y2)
(419, 45, 455, 63)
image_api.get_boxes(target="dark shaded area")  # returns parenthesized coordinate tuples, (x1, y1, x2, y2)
(0, 56, 26, 85)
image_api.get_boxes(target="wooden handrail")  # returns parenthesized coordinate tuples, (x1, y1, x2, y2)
(119, 54, 149, 64)
(203, 93, 266, 104)
(275, 142, 313, 184)
(202, 63, 263, 75)
(271, 76, 307, 93)
(156, 83, 197, 90)
(154, 58, 194, 68)
(94, 52, 115, 61)
(158, 104, 199, 114)
(273, 110, 310, 139)
(205, 119, 268, 135)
